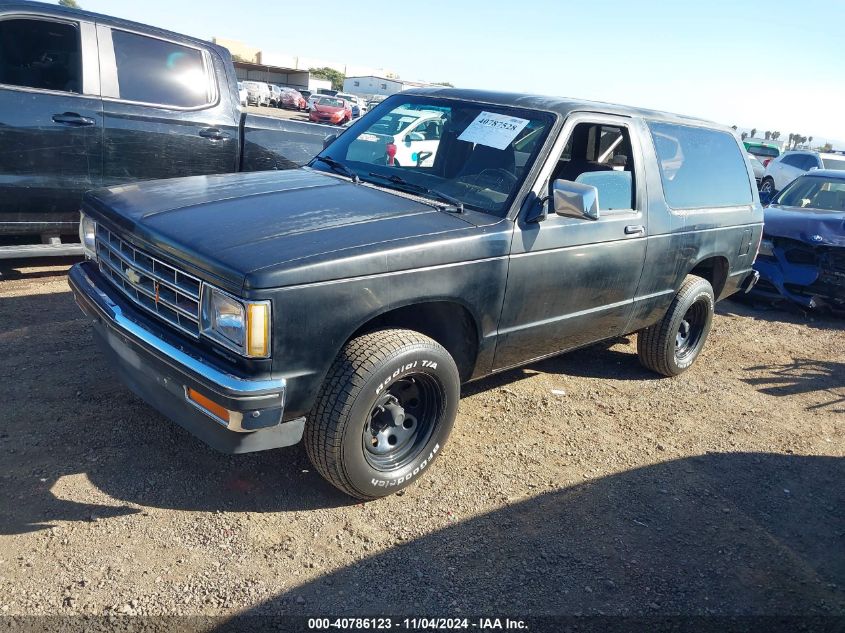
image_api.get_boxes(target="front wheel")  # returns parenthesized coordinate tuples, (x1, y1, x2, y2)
(305, 329, 460, 499)
(637, 274, 715, 376)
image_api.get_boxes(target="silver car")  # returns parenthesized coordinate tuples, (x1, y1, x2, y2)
(761, 150, 845, 193)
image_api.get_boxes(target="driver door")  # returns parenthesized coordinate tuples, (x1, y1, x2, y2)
(493, 114, 649, 370)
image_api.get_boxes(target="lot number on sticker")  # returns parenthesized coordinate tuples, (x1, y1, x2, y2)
(458, 111, 530, 150)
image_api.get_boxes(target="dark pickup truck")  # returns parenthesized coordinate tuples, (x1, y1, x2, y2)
(69, 88, 763, 499)
(0, 1, 333, 258)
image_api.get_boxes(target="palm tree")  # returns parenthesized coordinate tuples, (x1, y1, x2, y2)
(808, 136, 813, 147)
(750, 128, 757, 139)
(788, 133, 794, 148)
(764, 131, 771, 140)
(741, 132, 748, 141)
(772, 131, 780, 141)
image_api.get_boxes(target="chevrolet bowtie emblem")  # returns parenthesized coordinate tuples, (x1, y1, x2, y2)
(125, 267, 141, 285)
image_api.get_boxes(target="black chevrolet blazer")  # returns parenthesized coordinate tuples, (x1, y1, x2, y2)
(69, 88, 763, 499)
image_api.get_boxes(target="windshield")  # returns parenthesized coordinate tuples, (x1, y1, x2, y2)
(747, 145, 779, 158)
(313, 96, 554, 216)
(318, 97, 344, 108)
(775, 176, 845, 212)
(821, 157, 845, 170)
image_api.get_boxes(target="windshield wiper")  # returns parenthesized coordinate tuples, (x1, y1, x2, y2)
(365, 172, 464, 213)
(312, 155, 359, 183)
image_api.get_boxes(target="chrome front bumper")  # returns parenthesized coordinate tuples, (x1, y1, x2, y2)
(68, 261, 304, 454)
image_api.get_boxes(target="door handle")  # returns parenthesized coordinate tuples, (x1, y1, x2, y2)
(52, 112, 95, 126)
(199, 127, 227, 140)
(625, 225, 645, 236)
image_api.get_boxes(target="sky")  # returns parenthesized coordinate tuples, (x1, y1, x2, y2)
(73, 0, 845, 147)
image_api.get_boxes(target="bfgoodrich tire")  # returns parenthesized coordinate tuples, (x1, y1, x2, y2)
(305, 329, 460, 500)
(637, 275, 715, 377)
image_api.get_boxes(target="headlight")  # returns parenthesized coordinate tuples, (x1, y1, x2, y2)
(200, 285, 271, 358)
(758, 238, 774, 257)
(79, 212, 97, 260)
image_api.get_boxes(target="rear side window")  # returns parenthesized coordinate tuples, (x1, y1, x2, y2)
(649, 122, 752, 209)
(0, 18, 81, 93)
(112, 30, 211, 107)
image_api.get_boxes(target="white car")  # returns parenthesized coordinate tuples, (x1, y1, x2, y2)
(353, 107, 446, 168)
(761, 150, 845, 193)
(237, 82, 248, 107)
(242, 80, 271, 107)
(337, 92, 367, 117)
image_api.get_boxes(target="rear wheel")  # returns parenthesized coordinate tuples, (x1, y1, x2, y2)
(305, 329, 460, 499)
(637, 275, 715, 376)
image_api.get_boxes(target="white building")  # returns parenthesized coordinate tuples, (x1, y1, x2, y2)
(343, 76, 433, 99)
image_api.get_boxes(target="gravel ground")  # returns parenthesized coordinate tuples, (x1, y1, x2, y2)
(0, 258, 842, 623)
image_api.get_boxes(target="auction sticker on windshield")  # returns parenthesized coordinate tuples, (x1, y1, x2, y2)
(458, 111, 530, 150)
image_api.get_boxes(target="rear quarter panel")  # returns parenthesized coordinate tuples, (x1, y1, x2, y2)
(625, 119, 764, 333)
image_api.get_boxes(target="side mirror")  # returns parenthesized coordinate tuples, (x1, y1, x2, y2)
(322, 134, 337, 149)
(551, 179, 600, 220)
(404, 132, 425, 143)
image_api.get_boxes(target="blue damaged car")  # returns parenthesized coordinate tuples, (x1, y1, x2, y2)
(755, 170, 845, 310)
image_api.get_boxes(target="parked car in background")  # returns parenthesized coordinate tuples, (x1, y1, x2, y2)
(280, 87, 307, 110)
(237, 82, 248, 107)
(70, 88, 762, 499)
(761, 150, 845, 194)
(243, 80, 271, 107)
(350, 106, 447, 167)
(0, 1, 336, 258)
(309, 96, 351, 125)
(367, 95, 387, 110)
(307, 93, 324, 112)
(269, 84, 284, 107)
(337, 92, 366, 118)
(748, 153, 765, 188)
(744, 140, 780, 166)
(299, 89, 312, 103)
(754, 170, 845, 310)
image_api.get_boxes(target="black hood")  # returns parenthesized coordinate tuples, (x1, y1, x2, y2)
(83, 169, 477, 291)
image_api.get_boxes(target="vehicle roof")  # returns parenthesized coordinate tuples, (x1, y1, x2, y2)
(401, 87, 732, 131)
(796, 169, 845, 180)
(744, 140, 779, 146)
(6, 0, 232, 58)
(781, 150, 841, 159)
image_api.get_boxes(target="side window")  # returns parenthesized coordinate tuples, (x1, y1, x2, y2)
(781, 154, 804, 168)
(0, 18, 81, 93)
(551, 121, 636, 211)
(111, 30, 211, 107)
(800, 154, 820, 170)
(649, 121, 752, 209)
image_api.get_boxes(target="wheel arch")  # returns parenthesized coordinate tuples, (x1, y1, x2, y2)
(348, 299, 482, 382)
(687, 255, 730, 300)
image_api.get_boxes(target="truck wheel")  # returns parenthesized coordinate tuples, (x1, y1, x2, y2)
(305, 329, 460, 499)
(637, 274, 715, 377)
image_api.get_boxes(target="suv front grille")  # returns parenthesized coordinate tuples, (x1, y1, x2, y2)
(95, 225, 202, 338)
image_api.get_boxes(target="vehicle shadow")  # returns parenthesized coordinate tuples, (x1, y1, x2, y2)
(719, 296, 844, 330)
(742, 358, 845, 413)
(0, 291, 353, 536)
(0, 256, 80, 281)
(219, 452, 844, 618)
(462, 337, 657, 398)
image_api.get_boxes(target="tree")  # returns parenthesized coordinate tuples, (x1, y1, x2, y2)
(808, 136, 813, 146)
(309, 67, 345, 91)
(822, 143, 833, 152)
(750, 128, 757, 139)
(432, 81, 455, 87)
(58, 0, 81, 7)
(772, 131, 780, 140)
(764, 131, 771, 140)
(788, 133, 794, 148)
(741, 132, 748, 141)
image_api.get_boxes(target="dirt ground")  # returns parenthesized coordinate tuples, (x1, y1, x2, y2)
(0, 258, 842, 623)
